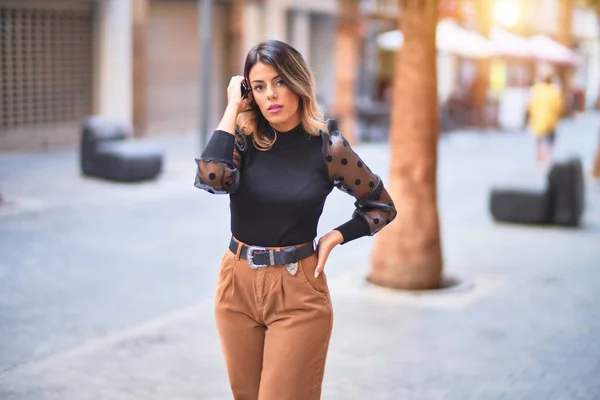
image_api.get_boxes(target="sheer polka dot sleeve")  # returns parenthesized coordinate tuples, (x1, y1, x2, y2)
(324, 120, 397, 244)
(194, 130, 246, 194)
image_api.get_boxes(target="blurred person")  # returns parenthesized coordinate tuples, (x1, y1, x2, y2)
(527, 75, 563, 164)
(194, 40, 396, 400)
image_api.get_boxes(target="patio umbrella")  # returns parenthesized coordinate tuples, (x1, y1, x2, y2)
(375, 19, 495, 59)
(490, 26, 532, 59)
(529, 34, 582, 66)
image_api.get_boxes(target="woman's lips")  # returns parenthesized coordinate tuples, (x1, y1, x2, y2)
(267, 105, 283, 114)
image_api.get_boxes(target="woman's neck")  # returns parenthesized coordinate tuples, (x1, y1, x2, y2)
(270, 114, 301, 133)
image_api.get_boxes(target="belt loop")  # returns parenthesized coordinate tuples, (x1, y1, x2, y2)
(234, 240, 243, 261)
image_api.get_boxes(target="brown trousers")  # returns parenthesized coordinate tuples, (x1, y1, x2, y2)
(214, 240, 334, 400)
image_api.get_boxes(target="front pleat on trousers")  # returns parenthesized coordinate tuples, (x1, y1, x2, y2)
(278, 267, 287, 311)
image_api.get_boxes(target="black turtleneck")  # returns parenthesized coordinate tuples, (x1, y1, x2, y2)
(194, 121, 397, 247)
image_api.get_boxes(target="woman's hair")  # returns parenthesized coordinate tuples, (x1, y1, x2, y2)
(237, 40, 326, 151)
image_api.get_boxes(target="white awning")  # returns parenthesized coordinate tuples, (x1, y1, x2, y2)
(529, 34, 582, 66)
(490, 26, 531, 59)
(375, 19, 495, 59)
(377, 21, 583, 66)
(490, 27, 582, 66)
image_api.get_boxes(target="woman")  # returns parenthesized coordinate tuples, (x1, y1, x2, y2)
(528, 75, 563, 164)
(194, 40, 396, 400)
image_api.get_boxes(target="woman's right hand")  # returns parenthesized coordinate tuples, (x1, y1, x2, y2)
(216, 76, 253, 134)
(227, 76, 253, 115)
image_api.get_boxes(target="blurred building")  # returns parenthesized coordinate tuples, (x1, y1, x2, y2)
(370, 0, 600, 131)
(458, 0, 600, 117)
(4, 0, 597, 151)
(1, 0, 96, 150)
(0, 0, 340, 151)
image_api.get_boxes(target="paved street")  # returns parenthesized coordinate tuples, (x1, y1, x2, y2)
(1, 113, 600, 399)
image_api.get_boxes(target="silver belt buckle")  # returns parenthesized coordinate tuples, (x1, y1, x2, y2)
(247, 246, 274, 269)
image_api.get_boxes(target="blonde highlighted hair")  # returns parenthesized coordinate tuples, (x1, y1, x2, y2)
(237, 40, 326, 151)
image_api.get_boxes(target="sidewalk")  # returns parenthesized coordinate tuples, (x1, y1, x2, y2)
(1, 114, 600, 399)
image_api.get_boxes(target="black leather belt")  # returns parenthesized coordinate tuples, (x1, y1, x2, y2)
(229, 238, 314, 269)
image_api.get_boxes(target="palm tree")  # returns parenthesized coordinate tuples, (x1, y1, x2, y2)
(332, 0, 362, 145)
(474, 0, 491, 127)
(594, 142, 600, 178)
(558, 0, 574, 116)
(132, 0, 149, 136)
(569, 0, 600, 177)
(369, 0, 443, 290)
(581, 0, 600, 177)
(228, 0, 246, 75)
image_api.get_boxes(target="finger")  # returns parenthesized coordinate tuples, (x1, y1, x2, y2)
(236, 76, 247, 86)
(314, 259, 324, 278)
(229, 76, 244, 90)
(314, 249, 327, 278)
(313, 237, 324, 278)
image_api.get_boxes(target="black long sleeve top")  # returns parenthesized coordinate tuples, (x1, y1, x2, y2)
(194, 120, 396, 247)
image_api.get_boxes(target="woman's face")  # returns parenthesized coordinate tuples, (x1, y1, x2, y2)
(248, 62, 301, 132)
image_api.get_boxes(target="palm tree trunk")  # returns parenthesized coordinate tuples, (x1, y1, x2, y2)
(596, 3, 600, 111)
(473, 0, 491, 128)
(593, 138, 600, 178)
(132, 0, 149, 136)
(593, 3, 600, 179)
(331, 0, 361, 145)
(228, 0, 245, 75)
(558, 0, 574, 116)
(369, 0, 442, 290)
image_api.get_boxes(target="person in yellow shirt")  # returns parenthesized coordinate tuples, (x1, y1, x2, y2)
(528, 75, 563, 164)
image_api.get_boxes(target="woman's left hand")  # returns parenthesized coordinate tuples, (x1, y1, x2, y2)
(314, 230, 344, 278)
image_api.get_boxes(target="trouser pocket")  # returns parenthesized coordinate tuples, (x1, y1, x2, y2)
(297, 253, 328, 297)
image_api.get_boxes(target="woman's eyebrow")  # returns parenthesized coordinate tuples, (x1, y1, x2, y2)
(251, 75, 281, 84)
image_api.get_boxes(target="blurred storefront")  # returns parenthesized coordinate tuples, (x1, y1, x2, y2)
(0, 0, 95, 150)
(0, 0, 340, 151)
(138, 0, 340, 137)
(0, 0, 135, 151)
(141, 0, 232, 136)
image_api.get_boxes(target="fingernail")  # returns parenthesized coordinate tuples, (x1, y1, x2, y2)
(314, 272, 319, 278)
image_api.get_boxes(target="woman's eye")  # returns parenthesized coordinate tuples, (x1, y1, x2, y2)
(276, 80, 285, 86)
(253, 85, 263, 91)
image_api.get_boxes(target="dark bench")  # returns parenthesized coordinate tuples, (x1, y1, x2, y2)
(490, 157, 585, 227)
(80, 116, 163, 182)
